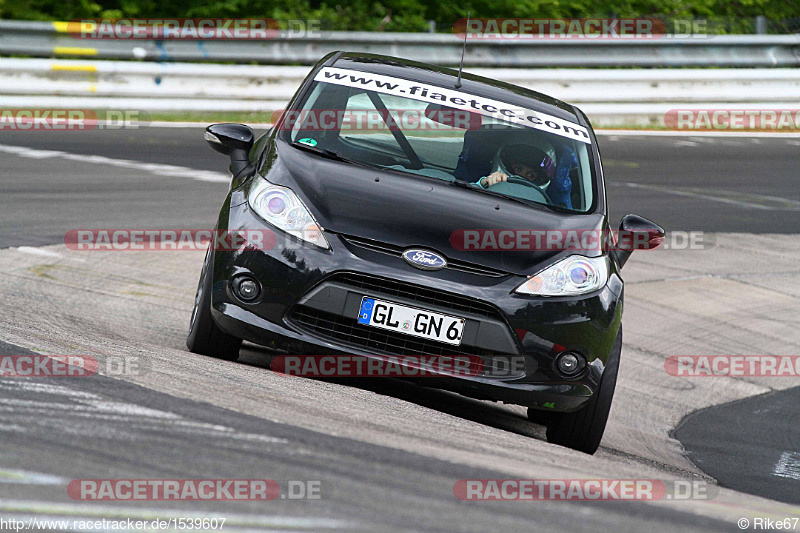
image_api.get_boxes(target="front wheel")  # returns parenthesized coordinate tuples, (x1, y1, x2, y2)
(540, 326, 622, 454)
(186, 247, 241, 361)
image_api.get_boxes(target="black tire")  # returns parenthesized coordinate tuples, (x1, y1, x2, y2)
(544, 326, 622, 454)
(526, 408, 552, 426)
(186, 247, 241, 361)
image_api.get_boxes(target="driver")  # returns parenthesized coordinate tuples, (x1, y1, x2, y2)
(476, 142, 574, 208)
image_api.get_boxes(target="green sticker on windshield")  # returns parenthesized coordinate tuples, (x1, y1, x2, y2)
(298, 138, 318, 147)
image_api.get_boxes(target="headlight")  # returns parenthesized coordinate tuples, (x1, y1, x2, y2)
(514, 255, 609, 296)
(248, 178, 330, 250)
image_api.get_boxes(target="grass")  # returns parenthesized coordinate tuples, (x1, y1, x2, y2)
(144, 111, 275, 124)
(142, 112, 674, 131)
(0, 108, 678, 130)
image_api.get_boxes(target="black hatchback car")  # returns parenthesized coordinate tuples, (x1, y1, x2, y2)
(187, 51, 663, 454)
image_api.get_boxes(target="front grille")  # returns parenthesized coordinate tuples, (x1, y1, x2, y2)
(287, 273, 519, 368)
(291, 306, 508, 359)
(339, 234, 508, 278)
(330, 272, 500, 318)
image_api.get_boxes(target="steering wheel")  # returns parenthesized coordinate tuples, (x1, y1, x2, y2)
(490, 175, 552, 204)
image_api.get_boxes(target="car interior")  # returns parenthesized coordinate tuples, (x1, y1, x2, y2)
(289, 83, 590, 211)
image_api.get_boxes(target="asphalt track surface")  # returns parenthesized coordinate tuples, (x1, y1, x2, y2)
(674, 387, 800, 506)
(0, 127, 798, 531)
(1, 128, 799, 249)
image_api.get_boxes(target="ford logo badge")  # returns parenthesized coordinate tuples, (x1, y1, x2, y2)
(402, 249, 447, 271)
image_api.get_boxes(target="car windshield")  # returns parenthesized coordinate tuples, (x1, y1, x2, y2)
(281, 68, 596, 212)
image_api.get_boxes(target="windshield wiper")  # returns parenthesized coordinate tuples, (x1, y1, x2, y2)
(290, 141, 390, 174)
(290, 141, 350, 162)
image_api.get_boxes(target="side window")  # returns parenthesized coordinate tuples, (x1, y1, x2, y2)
(575, 142, 593, 211)
(290, 82, 326, 144)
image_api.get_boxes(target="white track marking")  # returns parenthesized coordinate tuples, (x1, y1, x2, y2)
(13, 247, 64, 258)
(773, 451, 800, 480)
(594, 129, 800, 138)
(611, 182, 800, 211)
(1, 381, 100, 399)
(0, 379, 287, 445)
(147, 121, 274, 129)
(0, 143, 230, 183)
(0, 470, 67, 486)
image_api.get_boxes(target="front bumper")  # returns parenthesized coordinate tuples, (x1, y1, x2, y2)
(208, 194, 623, 412)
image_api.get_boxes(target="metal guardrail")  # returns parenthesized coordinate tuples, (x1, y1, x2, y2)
(5, 58, 800, 104)
(1, 19, 800, 67)
(3, 58, 800, 127)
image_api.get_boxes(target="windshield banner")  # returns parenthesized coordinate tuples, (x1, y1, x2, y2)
(314, 67, 592, 144)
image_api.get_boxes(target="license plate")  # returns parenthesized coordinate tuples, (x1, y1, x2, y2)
(357, 297, 465, 346)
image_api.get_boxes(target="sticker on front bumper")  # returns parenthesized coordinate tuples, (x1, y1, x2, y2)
(358, 297, 465, 346)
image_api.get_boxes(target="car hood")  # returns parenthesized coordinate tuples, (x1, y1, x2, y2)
(264, 144, 607, 277)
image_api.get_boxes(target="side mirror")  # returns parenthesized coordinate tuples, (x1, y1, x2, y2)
(613, 214, 665, 268)
(204, 123, 255, 178)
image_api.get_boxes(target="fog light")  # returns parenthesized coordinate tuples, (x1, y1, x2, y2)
(556, 352, 585, 377)
(232, 276, 260, 302)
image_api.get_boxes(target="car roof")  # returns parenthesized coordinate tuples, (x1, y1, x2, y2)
(330, 52, 583, 124)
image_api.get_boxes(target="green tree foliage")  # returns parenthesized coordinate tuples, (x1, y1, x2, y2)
(1, 0, 796, 32)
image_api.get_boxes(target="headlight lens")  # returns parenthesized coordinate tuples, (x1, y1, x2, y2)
(515, 255, 609, 296)
(248, 178, 330, 249)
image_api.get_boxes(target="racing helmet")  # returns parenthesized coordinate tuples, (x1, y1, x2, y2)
(529, 137, 557, 165)
(493, 143, 556, 188)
